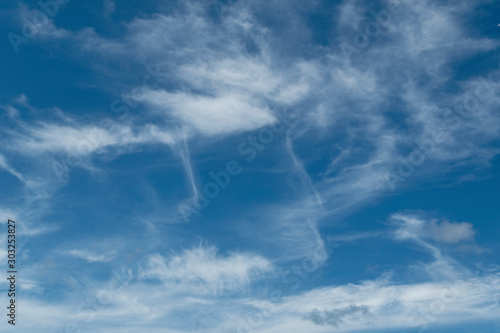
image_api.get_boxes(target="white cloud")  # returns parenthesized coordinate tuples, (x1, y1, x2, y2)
(19, 278, 44, 293)
(392, 213, 476, 244)
(1, 2, 499, 331)
(26, 2, 323, 137)
(22, 257, 496, 333)
(104, 0, 115, 17)
(0, 208, 18, 222)
(11, 122, 177, 155)
(242, 274, 500, 333)
(426, 220, 476, 244)
(139, 245, 272, 295)
(18, 0, 499, 211)
(0, 153, 25, 182)
(141, 90, 276, 135)
(64, 249, 117, 263)
(18, 3, 70, 39)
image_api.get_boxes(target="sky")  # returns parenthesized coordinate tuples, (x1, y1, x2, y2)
(1, 0, 500, 332)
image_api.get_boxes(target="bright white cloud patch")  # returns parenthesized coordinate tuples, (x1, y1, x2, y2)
(140, 246, 272, 295)
(140, 90, 276, 135)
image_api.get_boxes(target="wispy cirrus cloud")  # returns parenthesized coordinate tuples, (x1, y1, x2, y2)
(1, 1, 499, 332)
(64, 249, 117, 263)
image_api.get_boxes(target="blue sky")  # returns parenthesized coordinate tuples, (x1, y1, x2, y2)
(1, 0, 500, 332)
